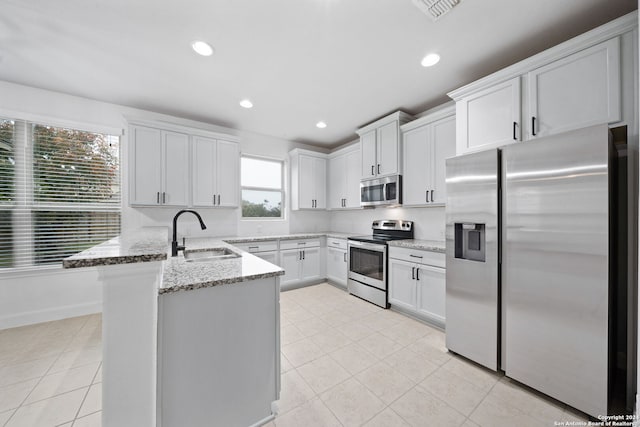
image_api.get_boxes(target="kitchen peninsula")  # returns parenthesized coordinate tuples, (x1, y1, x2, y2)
(63, 227, 284, 427)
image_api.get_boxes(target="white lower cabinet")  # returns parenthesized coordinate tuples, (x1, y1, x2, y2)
(232, 240, 279, 266)
(326, 239, 348, 288)
(255, 251, 278, 265)
(388, 247, 445, 327)
(278, 238, 322, 289)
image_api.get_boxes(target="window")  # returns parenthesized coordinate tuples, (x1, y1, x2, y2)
(241, 156, 283, 218)
(0, 118, 121, 269)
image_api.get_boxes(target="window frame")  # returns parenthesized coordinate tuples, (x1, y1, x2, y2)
(0, 117, 122, 272)
(240, 154, 285, 220)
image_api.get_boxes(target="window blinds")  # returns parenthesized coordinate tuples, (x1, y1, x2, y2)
(0, 119, 121, 269)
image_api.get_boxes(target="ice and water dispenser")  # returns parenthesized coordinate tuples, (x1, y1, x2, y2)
(454, 223, 486, 262)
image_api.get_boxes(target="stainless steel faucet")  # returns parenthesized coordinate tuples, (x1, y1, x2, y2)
(172, 210, 207, 256)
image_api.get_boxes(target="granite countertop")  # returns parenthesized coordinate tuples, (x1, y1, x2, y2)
(62, 227, 169, 268)
(387, 239, 446, 253)
(160, 238, 284, 295)
(222, 231, 352, 244)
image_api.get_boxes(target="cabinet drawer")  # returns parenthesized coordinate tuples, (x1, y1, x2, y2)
(233, 241, 278, 253)
(327, 238, 347, 250)
(389, 247, 445, 268)
(280, 238, 321, 250)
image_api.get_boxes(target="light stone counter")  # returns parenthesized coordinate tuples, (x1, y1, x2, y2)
(62, 230, 360, 294)
(62, 227, 168, 268)
(161, 238, 283, 294)
(387, 239, 446, 253)
(222, 231, 353, 243)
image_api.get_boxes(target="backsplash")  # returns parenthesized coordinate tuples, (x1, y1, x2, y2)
(330, 206, 445, 240)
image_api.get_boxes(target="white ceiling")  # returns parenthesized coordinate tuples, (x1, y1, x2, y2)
(0, 0, 636, 148)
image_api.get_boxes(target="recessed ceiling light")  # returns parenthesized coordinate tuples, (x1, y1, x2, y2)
(316, 121, 327, 129)
(421, 53, 440, 67)
(240, 99, 253, 109)
(191, 40, 214, 56)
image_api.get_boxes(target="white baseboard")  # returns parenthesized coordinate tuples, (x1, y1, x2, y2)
(0, 302, 102, 330)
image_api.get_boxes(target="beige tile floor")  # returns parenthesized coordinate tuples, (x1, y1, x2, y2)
(0, 283, 590, 427)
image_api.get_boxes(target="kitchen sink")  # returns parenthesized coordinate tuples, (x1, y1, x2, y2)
(183, 247, 241, 262)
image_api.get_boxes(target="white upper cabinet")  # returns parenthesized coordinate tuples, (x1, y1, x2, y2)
(162, 132, 190, 206)
(449, 14, 634, 155)
(129, 125, 189, 206)
(129, 121, 240, 208)
(357, 111, 413, 180)
(360, 130, 377, 178)
(290, 149, 327, 210)
(401, 106, 456, 206)
(455, 77, 521, 155)
(192, 137, 239, 208)
(328, 145, 361, 209)
(527, 37, 621, 139)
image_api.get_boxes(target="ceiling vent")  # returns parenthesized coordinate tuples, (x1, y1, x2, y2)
(412, 0, 460, 21)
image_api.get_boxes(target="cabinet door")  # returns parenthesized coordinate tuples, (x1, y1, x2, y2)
(388, 258, 416, 311)
(402, 126, 430, 206)
(301, 247, 321, 282)
(298, 155, 315, 209)
(255, 251, 278, 266)
(130, 126, 162, 205)
(360, 130, 377, 179)
(376, 121, 399, 177)
(345, 149, 361, 208)
(528, 37, 621, 139)
(215, 140, 239, 207)
(279, 249, 301, 286)
(430, 115, 456, 204)
(457, 77, 521, 154)
(416, 265, 446, 324)
(313, 157, 327, 209)
(326, 247, 347, 288)
(328, 154, 346, 209)
(191, 136, 216, 207)
(162, 131, 189, 206)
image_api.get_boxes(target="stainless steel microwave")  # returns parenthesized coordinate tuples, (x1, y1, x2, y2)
(360, 175, 402, 207)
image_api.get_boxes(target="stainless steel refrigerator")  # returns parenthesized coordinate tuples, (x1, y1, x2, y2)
(445, 124, 631, 418)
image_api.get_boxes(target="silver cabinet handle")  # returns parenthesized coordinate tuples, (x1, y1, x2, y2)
(430, 190, 434, 203)
(344, 252, 347, 262)
(213, 195, 216, 205)
(426, 190, 429, 203)
(377, 164, 380, 175)
(218, 194, 221, 205)
(409, 254, 423, 258)
(299, 251, 302, 260)
(298, 242, 306, 245)
(157, 192, 160, 204)
(162, 192, 166, 204)
(416, 268, 420, 281)
(371, 165, 374, 176)
(302, 250, 305, 260)
(412, 266, 415, 280)
(248, 246, 259, 250)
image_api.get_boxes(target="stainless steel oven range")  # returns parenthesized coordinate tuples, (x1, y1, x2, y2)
(347, 220, 413, 308)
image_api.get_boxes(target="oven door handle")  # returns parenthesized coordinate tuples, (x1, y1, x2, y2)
(348, 240, 387, 253)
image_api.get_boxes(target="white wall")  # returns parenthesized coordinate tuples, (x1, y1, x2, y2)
(0, 80, 329, 329)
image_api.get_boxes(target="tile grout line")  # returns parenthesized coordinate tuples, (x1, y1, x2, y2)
(2, 314, 95, 427)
